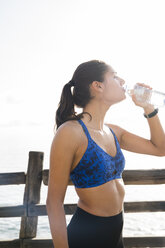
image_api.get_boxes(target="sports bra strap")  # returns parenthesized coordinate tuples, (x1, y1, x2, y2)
(108, 126, 119, 148)
(78, 119, 91, 140)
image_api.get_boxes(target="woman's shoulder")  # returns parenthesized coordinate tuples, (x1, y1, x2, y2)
(56, 119, 81, 133)
(53, 120, 82, 144)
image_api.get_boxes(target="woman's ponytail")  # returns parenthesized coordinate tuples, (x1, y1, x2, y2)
(55, 80, 76, 130)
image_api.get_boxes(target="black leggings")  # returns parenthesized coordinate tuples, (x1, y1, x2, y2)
(67, 206, 124, 248)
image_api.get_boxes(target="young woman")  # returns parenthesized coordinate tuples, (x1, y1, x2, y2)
(46, 60, 165, 248)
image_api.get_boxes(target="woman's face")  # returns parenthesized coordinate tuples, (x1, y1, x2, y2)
(102, 69, 126, 105)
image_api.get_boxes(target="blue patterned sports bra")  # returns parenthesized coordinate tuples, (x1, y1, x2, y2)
(70, 119, 125, 188)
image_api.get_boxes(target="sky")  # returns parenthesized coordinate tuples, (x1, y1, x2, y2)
(0, 0, 165, 131)
(1, 2, 165, 240)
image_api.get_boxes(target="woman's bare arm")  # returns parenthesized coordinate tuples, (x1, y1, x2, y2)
(46, 122, 79, 248)
(107, 106, 165, 156)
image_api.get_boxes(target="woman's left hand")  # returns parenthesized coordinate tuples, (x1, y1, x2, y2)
(131, 82, 154, 111)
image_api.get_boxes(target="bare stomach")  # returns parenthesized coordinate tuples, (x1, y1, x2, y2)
(75, 178, 125, 217)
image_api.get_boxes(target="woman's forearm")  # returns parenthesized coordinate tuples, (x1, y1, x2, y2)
(46, 203, 69, 248)
(144, 106, 165, 154)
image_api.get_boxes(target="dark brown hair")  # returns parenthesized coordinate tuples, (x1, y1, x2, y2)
(55, 60, 110, 131)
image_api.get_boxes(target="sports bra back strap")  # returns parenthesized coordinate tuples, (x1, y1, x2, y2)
(78, 119, 91, 140)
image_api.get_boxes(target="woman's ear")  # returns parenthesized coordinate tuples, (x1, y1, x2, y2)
(91, 81, 104, 92)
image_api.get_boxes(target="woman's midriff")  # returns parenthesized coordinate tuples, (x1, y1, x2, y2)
(75, 178, 125, 217)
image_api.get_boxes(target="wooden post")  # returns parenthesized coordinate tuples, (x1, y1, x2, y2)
(19, 151, 44, 240)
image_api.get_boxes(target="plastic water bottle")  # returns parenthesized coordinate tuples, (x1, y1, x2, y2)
(124, 84, 165, 107)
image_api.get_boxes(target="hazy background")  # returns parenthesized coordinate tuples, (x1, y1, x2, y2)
(1, 0, 165, 169)
(0, 0, 165, 240)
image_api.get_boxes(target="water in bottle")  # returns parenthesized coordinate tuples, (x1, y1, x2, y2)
(124, 84, 165, 107)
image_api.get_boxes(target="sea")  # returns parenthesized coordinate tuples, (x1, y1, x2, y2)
(0, 118, 165, 242)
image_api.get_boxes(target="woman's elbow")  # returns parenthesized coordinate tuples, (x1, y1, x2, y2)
(159, 151, 165, 157)
(156, 147, 165, 157)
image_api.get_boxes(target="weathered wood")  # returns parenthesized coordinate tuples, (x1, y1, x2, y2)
(1, 237, 165, 248)
(123, 169, 165, 185)
(123, 236, 165, 247)
(0, 239, 21, 248)
(124, 201, 165, 212)
(0, 172, 26, 185)
(19, 151, 44, 239)
(42, 169, 165, 185)
(23, 238, 54, 248)
(28, 204, 47, 217)
(0, 205, 26, 217)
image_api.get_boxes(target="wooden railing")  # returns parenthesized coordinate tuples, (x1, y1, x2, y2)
(0, 151, 165, 248)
